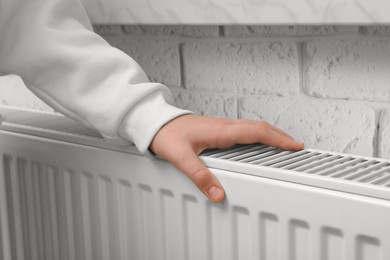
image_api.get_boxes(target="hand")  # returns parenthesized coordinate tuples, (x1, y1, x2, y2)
(150, 115, 304, 203)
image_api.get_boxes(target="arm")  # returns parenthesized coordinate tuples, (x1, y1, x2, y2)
(0, 0, 304, 203)
(0, 0, 190, 152)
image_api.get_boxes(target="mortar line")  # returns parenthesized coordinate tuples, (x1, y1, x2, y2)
(218, 26, 225, 37)
(297, 41, 305, 96)
(236, 97, 242, 119)
(373, 110, 383, 158)
(178, 42, 186, 88)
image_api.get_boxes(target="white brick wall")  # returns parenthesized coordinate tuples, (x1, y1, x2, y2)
(304, 39, 390, 101)
(182, 41, 299, 95)
(105, 36, 181, 85)
(224, 25, 358, 37)
(240, 96, 376, 156)
(121, 25, 220, 37)
(2, 25, 390, 159)
(379, 110, 390, 158)
(172, 88, 237, 118)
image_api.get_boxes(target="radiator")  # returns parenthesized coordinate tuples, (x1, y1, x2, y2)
(1, 107, 390, 260)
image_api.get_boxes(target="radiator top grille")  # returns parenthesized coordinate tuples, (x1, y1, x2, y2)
(0, 107, 102, 138)
(201, 144, 390, 189)
(1, 106, 390, 199)
(0, 106, 137, 153)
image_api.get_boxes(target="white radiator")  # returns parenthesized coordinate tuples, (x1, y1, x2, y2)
(1, 107, 390, 260)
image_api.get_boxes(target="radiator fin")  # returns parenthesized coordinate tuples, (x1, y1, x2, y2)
(260, 212, 280, 260)
(97, 176, 116, 260)
(118, 180, 139, 260)
(210, 203, 233, 260)
(183, 195, 208, 260)
(39, 165, 54, 260)
(3, 156, 23, 260)
(161, 189, 188, 260)
(321, 227, 344, 260)
(232, 206, 251, 260)
(78, 172, 92, 260)
(357, 235, 381, 260)
(139, 184, 162, 260)
(289, 219, 310, 260)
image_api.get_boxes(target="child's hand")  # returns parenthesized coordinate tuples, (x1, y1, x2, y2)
(150, 115, 304, 203)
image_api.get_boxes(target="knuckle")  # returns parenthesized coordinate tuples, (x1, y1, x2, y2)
(258, 121, 270, 129)
(191, 168, 212, 189)
(255, 122, 270, 137)
(234, 119, 247, 124)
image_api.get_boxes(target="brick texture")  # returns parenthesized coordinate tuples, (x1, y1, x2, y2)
(183, 41, 299, 95)
(360, 26, 390, 36)
(304, 39, 390, 102)
(93, 25, 122, 35)
(225, 25, 358, 37)
(103, 36, 180, 86)
(379, 110, 390, 159)
(172, 89, 237, 118)
(239, 96, 376, 156)
(122, 25, 219, 37)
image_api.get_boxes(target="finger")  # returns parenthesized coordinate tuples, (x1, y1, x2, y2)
(267, 128, 304, 150)
(235, 120, 293, 140)
(269, 125, 293, 139)
(216, 122, 304, 151)
(171, 148, 225, 203)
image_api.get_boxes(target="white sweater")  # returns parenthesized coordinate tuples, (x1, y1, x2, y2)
(0, 0, 191, 155)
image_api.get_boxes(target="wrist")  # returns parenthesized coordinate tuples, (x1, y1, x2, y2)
(118, 91, 192, 156)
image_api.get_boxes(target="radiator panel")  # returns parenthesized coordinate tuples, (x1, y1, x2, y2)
(1, 131, 390, 260)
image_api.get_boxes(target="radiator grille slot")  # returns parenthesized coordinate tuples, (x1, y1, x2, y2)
(202, 144, 390, 189)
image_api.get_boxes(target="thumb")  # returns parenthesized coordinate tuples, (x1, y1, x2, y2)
(172, 148, 225, 203)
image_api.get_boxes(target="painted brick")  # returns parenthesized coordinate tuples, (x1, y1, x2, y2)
(225, 25, 358, 37)
(122, 25, 219, 37)
(360, 26, 390, 36)
(379, 110, 390, 159)
(304, 39, 390, 102)
(103, 36, 180, 86)
(92, 25, 123, 35)
(239, 96, 375, 156)
(172, 89, 237, 118)
(0, 75, 54, 112)
(183, 41, 299, 95)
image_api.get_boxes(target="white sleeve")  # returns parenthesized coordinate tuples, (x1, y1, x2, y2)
(0, 0, 191, 154)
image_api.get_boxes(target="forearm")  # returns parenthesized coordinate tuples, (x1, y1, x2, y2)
(0, 0, 190, 150)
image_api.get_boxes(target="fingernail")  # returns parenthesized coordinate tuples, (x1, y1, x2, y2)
(208, 186, 222, 201)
